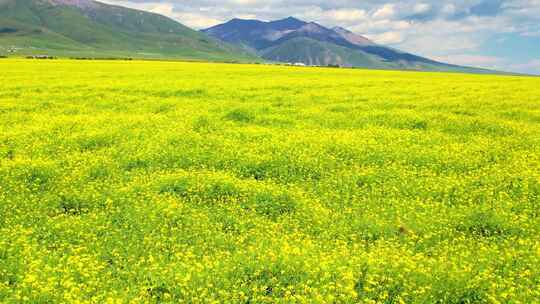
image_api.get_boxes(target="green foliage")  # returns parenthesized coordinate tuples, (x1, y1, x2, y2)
(457, 211, 518, 238)
(224, 108, 256, 123)
(0, 59, 539, 303)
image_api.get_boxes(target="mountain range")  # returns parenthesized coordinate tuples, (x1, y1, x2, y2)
(0, 0, 496, 73)
(0, 0, 256, 61)
(203, 17, 490, 73)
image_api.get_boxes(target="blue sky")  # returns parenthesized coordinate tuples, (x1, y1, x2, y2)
(102, 0, 540, 74)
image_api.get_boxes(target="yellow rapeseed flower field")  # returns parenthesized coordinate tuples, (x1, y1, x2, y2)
(0, 59, 539, 303)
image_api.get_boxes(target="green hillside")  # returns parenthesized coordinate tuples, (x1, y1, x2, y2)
(261, 37, 390, 68)
(0, 0, 257, 61)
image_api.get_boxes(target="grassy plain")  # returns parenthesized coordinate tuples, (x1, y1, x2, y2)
(0, 59, 539, 303)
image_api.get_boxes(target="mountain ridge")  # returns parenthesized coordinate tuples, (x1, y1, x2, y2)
(203, 17, 494, 73)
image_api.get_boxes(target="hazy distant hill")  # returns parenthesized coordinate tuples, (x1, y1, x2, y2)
(204, 17, 493, 73)
(0, 0, 256, 61)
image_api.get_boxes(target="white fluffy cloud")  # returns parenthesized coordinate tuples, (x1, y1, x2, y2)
(372, 4, 396, 20)
(366, 31, 404, 44)
(413, 3, 431, 14)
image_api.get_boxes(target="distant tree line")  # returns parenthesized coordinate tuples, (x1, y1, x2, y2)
(26, 55, 57, 59)
(71, 57, 134, 61)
